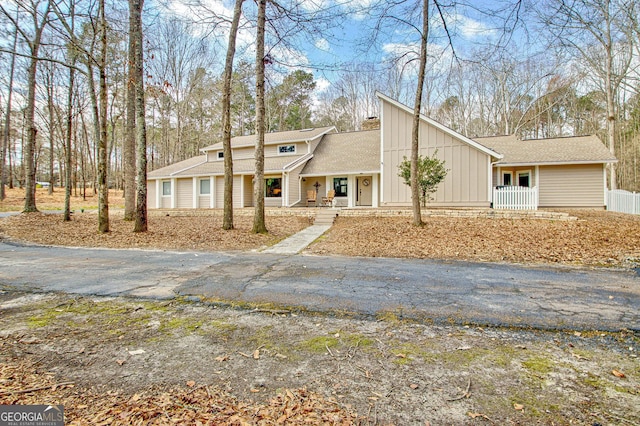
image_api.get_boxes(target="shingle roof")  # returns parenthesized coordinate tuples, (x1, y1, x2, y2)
(149, 155, 309, 178)
(147, 155, 207, 179)
(300, 130, 380, 176)
(202, 126, 337, 151)
(475, 134, 617, 165)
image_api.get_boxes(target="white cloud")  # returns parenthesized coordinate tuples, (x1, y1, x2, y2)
(315, 77, 331, 92)
(452, 13, 497, 39)
(315, 38, 330, 51)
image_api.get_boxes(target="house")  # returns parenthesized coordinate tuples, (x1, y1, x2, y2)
(147, 93, 617, 210)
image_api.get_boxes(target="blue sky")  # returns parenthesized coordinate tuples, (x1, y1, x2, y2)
(159, 0, 529, 93)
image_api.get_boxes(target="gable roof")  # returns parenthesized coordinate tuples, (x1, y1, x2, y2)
(300, 130, 380, 176)
(147, 155, 207, 179)
(376, 92, 503, 160)
(202, 126, 337, 151)
(475, 134, 617, 166)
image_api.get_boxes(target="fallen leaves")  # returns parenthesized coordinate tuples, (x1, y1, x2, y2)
(0, 211, 309, 252)
(612, 369, 626, 378)
(1, 358, 360, 424)
(307, 212, 640, 267)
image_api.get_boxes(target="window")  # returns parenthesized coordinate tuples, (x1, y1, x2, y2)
(217, 151, 224, 159)
(333, 177, 347, 197)
(266, 178, 282, 197)
(278, 144, 296, 154)
(502, 172, 512, 186)
(162, 181, 171, 196)
(199, 179, 210, 195)
(517, 171, 531, 187)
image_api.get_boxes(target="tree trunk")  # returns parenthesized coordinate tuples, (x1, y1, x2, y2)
(222, 0, 244, 230)
(47, 67, 55, 195)
(410, 0, 429, 226)
(132, 0, 148, 233)
(23, 3, 51, 212)
(1, 14, 18, 201)
(97, 0, 109, 232)
(252, 0, 268, 234)
(124, 0, 138, 221)
(64, 63, 75, 221)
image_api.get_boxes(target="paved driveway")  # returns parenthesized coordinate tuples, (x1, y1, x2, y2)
(0, 241, 638, 331)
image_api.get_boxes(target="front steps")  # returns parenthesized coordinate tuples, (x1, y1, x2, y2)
(314, 208, 341, 225)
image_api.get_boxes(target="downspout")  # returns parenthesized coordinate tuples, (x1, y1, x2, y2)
(490, 160, 501, 205)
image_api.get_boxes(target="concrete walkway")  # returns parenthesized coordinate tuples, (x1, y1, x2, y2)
(261, 225, 331, 254)
(260, 208, 340, 254)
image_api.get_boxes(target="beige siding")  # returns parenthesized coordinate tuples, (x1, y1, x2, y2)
(381, 101, 491, 207)
(243, 175, 253, 207)
(538, 164, 605, 208)
(176, 178, 193, 208)
(148, 180, 157, 209)
(287, 163, 305, 206)
(231, 147, 254, 160)
(198, 195, 209, 208)
(215, 176, 224, 208)
(233, 176, 243, 208)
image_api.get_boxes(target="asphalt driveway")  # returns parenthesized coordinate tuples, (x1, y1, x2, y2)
(0, 240, 638, 331)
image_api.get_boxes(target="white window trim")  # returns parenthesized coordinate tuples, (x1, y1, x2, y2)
(161, 180, 172, 197)
(217, 151, 224, 160)
(502, 171, 513, 186)
(277, 144, 296, 155)
(516, 170, 532, 187)
(199, 178, 211, 195)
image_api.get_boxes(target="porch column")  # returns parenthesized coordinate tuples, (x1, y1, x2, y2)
(155, 180, 161, 209)
(171, 178, 177, 209)
(535, 166, 540, 207)
(210, 176, 215, 208)
(372, 174, 379, 208)
(347, 175, 356, 208)
(192, 177, 198, 209)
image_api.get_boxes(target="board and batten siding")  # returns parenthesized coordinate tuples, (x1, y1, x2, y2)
(381, 100, 491, 207)
(538, 164, 605, 208)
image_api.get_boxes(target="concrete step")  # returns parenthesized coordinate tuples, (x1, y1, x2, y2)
(314, 208, 340, 225)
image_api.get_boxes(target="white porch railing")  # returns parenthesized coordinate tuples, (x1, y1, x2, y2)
(493, 186, 538, 210)
(607, 189, 640, 215)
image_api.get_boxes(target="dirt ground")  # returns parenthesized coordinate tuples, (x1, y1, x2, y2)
(1, 294, 638, 425)
(1, 187, 639, 424)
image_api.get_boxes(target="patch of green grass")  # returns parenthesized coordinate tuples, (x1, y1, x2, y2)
(297, 335, 339, 353)
(159, 317, 204, 333)
(522, 356, 555, 375)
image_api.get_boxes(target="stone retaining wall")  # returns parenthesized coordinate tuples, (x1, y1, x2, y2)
(150, 207, 576, 221)
(337, 208, 577, 221)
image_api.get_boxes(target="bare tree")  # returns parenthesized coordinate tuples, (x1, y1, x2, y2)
(123, 0, 137, 221)
(222, 0, 245, 231)
(0, 0, 51, 212)
(0, 8, 19, 201)
(252, 0, 268, 234)
(410, 0, 429, 226)
(539, 0, 634, 189)
(131, 0, 148, 233)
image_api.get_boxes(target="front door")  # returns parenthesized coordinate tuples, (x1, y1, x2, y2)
(356, 176, 372, 206)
